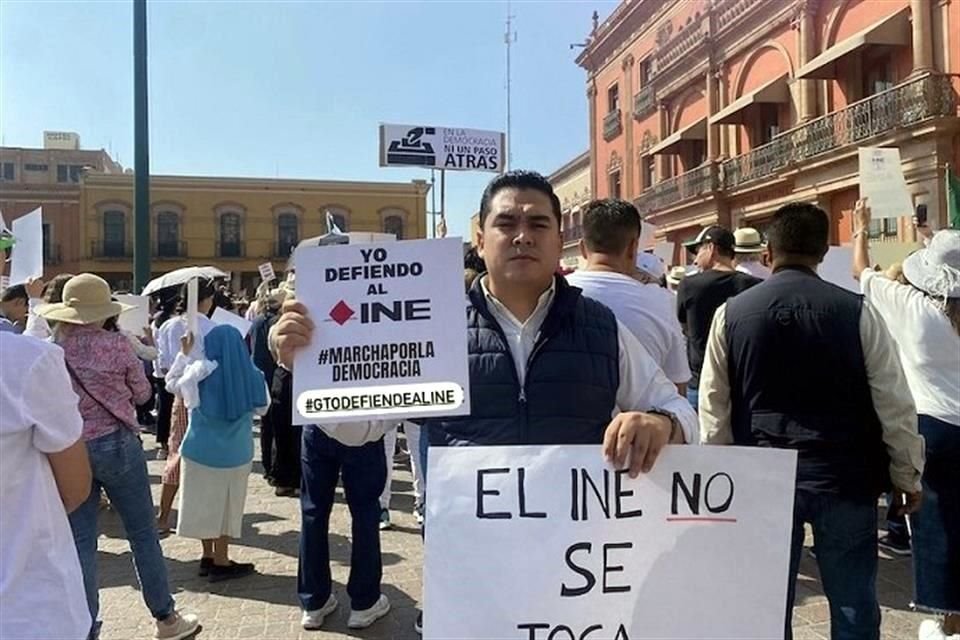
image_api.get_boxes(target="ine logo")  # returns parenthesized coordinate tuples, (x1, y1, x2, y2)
(328, 300, 356, 325)
(387, 127, 437, 166)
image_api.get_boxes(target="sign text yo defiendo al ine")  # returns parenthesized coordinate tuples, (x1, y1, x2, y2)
(291, 237, 471, 425)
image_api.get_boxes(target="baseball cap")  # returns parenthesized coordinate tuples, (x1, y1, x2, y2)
(683, 225, 736, 254)
(635, 252, 665, 280)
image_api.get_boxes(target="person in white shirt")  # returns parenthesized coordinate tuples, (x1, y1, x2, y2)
(852, 200, 960, 640)
(566, 199, 691, 393)
(0, 333, 92, 640)
(733, 227, 772, 280)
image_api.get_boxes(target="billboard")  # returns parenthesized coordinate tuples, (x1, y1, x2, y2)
(379, 124, 504, 173)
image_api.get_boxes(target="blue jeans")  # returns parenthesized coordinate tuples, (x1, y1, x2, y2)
(298, 426, 386, 612)
(686, 385, 699, 411)
(785, 491, 879, 640)
(912, 415, 960, 613)
(69, 428, 175, 629)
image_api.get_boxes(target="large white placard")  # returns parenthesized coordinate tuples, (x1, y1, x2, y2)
(653, 240, 673, 266)
(380, 124, 504, 173)
(9, 208, 43, 286)
(819, 246, 861, 294)
(424, 445, 797, 640)
(211, 306, 253, 337)
(115, 294, 150, 335)
(858, 147, 913, 220)
(292, 238, 470, 424)
(258, 262, 276, 283)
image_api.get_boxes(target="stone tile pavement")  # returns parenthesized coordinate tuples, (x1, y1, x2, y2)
(95, 433, 925, 639)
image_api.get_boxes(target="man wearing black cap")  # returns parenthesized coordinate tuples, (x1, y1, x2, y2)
(676, 225, 762, 408)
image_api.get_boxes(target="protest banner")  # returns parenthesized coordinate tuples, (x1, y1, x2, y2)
(819, 246, 861, 293)
(9, 208, 43, 286)
(380, 124, 504, 173)
(211, 306, 253, 337)
(115, 294, 150, 335)
(292, 237, 470, 424)
(639, 222, 658, 250)
(258, 262, 276, 283)
(653, 241, 673, 266)
(858, 147, 913, 220)
(424, 445, 797, 640)
(186, 277, 198, 337)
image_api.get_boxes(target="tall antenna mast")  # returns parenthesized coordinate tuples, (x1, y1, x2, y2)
(505, 1, 516, 170)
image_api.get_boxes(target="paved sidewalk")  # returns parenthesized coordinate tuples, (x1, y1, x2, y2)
(95, 434, 925, 639)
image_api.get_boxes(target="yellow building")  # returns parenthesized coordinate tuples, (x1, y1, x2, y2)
(550, 151, 591, 269)
(78, 173, 430, 292)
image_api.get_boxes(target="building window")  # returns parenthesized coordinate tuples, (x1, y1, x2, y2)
(682, 140, 707, 172)
(57, 165, 68, 182)
(24, 163, 48, 172)
(638, 59, 652, 87)
(641, 155, 656, 190)
(607, 84, 620, 113)
(277, 213, 299, 257)
(156, 211, 180, 257)
(863, 52, 895, 98)
(609, 170, 622, 199)
(42, 223, 52, 264)
(219, 212, 243, 257)
(56, 164, 84, 183)
(103, 210, 126, 257)
(383, 215, 404, 240)
(1, 162, 14, 181)
(754, 105, 781, 146)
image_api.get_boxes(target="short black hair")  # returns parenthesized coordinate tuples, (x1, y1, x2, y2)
(478, 170, 562, 228)
(582, 199, 642, 254)
(463, 247, 486, 273)
(767, 202, 829, 260)
(1, 284, 27, 303)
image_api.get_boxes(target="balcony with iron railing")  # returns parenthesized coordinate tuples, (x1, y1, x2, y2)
(635, 163, 718, 215)
(43, 243, 62, 266)
(90, 240, 132, 259)
(722, 73, 958, 190)
(655, 17, 707, 75)
(562, 224, 583, 244)
(216, 241, 246, 258)
(603, 109, 623, 141)
(633, 85, 657, 120)
(154, 240, 188, 259)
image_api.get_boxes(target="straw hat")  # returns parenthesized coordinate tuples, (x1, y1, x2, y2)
(902, 229, 960, 299)
(734, 227, 766, 253)
(35, 274, 133, 325)
(666, 266, 688, 286)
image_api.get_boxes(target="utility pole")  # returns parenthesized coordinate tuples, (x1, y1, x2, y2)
(133, 0, 151, 292)
(505, 1, 516, 170)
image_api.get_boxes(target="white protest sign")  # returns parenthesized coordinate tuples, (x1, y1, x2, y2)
(115, 294, 150, 335)
(186, 277, 198, 337)
(380, 124, 504, 173)
(639, 222, 658, 249)
(653, 240, 673, 266)
(858, 147, 913, 220)
(424, 445, 797, 640)
(258, 262, 276, 283)
(292, 238, 470, 424)
(9, 208, 43, 285)
(819, 246, 861, 293)
(211, 306, 252, 337)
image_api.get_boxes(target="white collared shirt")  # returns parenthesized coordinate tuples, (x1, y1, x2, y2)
(480, 276, 698, 444)
(735, 261, 772, 280)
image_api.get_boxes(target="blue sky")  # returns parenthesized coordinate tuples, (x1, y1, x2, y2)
(0, 0, 615, 239)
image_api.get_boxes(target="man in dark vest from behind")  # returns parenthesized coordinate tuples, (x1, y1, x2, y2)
(272, 170, 699, 634)
(698, 202, 925, 640)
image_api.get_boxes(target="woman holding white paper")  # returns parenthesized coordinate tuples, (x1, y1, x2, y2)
(853, 200, 960, 640)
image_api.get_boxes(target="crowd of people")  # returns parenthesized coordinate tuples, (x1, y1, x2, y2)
(0, 169, 957, 640)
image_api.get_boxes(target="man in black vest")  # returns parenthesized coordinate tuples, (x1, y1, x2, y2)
(273, 170, 698, 633)
(698, 202, 925, 640)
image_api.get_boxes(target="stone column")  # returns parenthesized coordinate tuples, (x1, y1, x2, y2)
(717, 64, 730, 158)
(796, 1, 819, 122)
(910, 0, 934, 75)
(587, 79, 598, 199)
(622, 55, 636, 197)
(657, 100, 671, 181)
(935, 0, 950, 74)
(706, 68, 720, 159)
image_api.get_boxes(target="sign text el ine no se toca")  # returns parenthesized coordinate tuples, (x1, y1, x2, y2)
(292, 237, 471, 424)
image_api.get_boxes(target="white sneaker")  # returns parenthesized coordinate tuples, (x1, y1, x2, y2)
(154, 611, 199, 640)
(301, 594, 338, 630)
(347, 594, 390, 629)
(920, 619, 960, 640)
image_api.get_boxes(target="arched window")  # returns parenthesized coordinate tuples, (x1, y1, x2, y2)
(157, 211, 180, 257)
(277, 212, 299, 257)
(383, 215, 404, 240)
(324, 206, 350, 233)
(219, 212, 243, 257)
(103, 210, 126, 257)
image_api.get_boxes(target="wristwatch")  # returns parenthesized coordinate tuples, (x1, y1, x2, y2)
(647, 408, 682, 443)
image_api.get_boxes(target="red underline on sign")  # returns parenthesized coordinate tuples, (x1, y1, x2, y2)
(665, 517, 739, 523)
